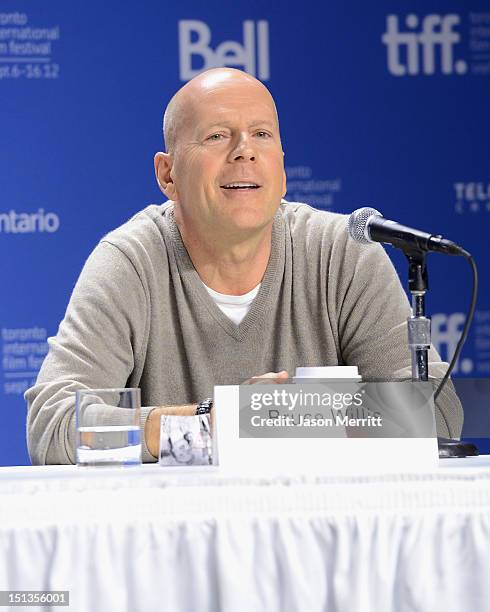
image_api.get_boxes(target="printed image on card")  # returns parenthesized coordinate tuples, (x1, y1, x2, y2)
(159, 415, 213, 466)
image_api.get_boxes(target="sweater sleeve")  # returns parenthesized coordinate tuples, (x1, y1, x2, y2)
(332, 234, 463, 439)
(25, 241, 154, 465)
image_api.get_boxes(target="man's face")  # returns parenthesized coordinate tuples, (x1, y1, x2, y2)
(172, 439, 193, 464)
(168, 80, 286, 236)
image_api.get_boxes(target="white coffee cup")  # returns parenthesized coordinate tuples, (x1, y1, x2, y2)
(294, 366, 362, 381)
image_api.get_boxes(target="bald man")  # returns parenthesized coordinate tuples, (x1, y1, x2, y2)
(26, 68, 463, 464)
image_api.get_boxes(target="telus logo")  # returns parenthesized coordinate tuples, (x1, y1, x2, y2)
(382, 14, 467, 76)
(179, 20, 270, 81)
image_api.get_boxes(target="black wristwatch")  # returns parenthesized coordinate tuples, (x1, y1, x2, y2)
(196, 397, 213, 415)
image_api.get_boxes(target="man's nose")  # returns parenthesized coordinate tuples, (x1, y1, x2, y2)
(228, 134, 256, 162)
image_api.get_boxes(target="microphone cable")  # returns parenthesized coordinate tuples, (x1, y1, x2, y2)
(434, 251, 478, 401)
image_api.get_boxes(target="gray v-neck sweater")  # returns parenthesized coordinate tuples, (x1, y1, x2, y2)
(26, 201, 463, 464)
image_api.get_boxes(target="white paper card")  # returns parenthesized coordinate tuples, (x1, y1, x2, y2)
(214, 386, 439, 476)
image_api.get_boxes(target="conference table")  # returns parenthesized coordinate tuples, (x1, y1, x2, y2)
(1, 458, 490, 612)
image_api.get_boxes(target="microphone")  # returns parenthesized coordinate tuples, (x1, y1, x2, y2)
(347, 207, 465, 256)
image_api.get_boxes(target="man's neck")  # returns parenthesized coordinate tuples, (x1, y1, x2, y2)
(174, 215, 273, 296)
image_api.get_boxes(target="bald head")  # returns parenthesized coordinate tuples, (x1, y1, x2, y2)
(163, 68, 279, 154)
(154, 66, 286, 238)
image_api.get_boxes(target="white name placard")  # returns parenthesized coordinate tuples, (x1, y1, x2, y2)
(214, 386, 439, 476)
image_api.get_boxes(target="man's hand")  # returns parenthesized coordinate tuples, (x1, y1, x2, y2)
(242, 370, 289, 384)
(144, 373, 289, 457)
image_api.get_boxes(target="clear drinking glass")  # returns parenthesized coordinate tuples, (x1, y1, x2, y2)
(76, 388, 141, 466)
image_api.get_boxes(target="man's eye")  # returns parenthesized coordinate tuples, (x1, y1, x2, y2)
(255, 131, 271, 138)
(208, 133, 224, 141)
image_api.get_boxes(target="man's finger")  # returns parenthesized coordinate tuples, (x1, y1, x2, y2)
(243, 370, 289, 385)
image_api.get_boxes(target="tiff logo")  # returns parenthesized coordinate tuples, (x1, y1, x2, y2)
(179, 20, 270, 81)
(432, 313, 473, 374)
(382, 14, 467, 76)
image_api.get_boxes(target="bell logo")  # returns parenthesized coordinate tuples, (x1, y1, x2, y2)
(382, 14, 468, 76)
(179, 20, 270, 81)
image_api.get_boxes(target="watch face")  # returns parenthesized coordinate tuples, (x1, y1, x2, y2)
(196, 398, 213, 415)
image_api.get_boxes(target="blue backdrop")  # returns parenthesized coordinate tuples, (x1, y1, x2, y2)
(1, 0, 489, 465)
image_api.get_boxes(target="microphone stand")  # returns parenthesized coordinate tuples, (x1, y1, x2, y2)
(404, 250, 477, 458)
(406, 252, 430, 382)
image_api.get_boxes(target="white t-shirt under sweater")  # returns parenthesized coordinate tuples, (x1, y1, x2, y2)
(204, 283, 261, 326)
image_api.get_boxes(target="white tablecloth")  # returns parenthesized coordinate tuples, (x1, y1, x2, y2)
(1, 458, 490, 612)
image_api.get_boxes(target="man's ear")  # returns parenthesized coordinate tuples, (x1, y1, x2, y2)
(281, 152, 287, 198)
(154, 152, 177, 201)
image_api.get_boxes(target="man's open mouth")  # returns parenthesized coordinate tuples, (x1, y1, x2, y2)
(221, 182, 261, 190)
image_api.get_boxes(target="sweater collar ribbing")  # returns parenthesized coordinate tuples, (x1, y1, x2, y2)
(163, 203, 285, 341)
